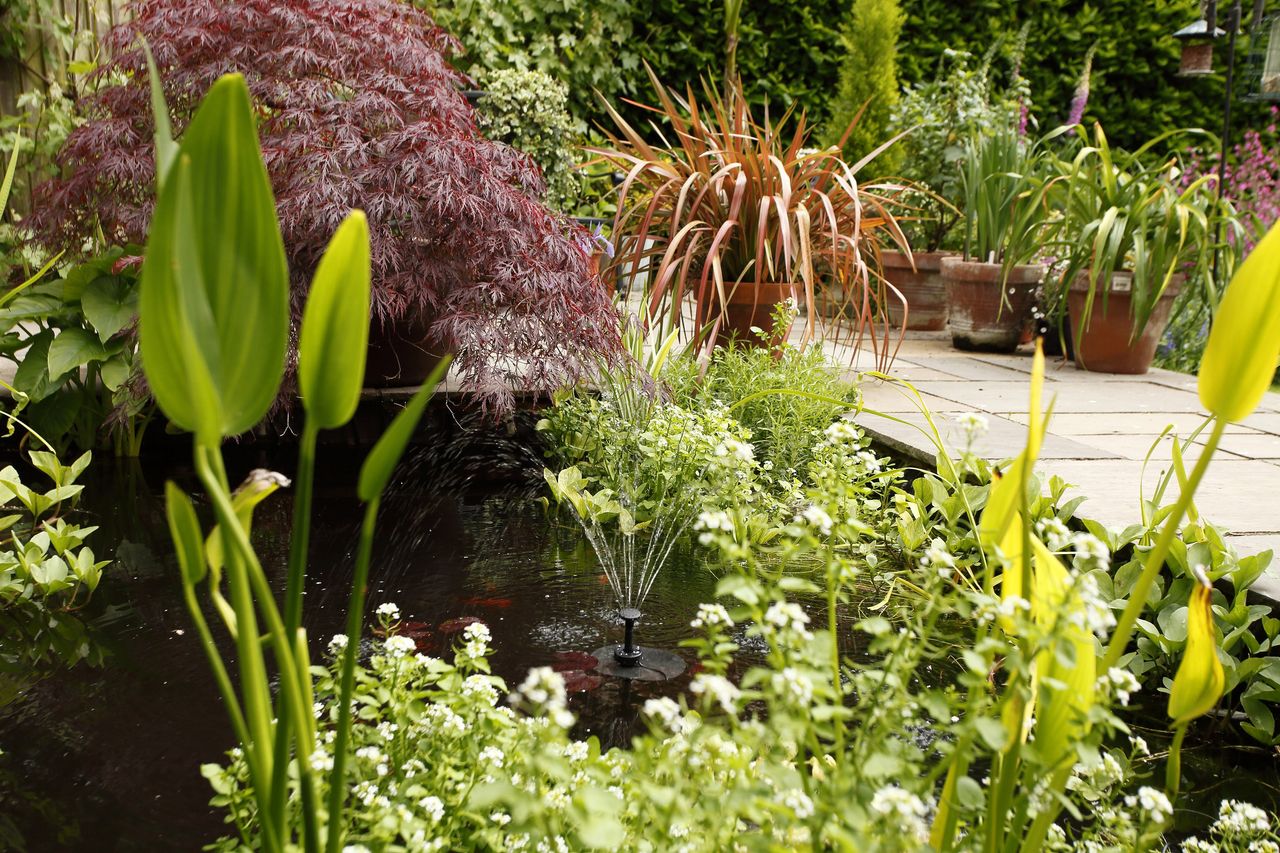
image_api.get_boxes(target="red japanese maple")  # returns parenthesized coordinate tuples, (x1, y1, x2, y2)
(33, 0, 619, 414)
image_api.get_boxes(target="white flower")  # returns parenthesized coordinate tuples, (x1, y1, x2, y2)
(1130, 735, 1149, 756)
(955, 412, 989, 438)
(1072, 532, 1111, 572)
(1181, 839, 1220, 853)
(797, 503, 834, 536)
(327, 634, 349, 656)
(462, 622, 492, 658)
(690, 673, 742, 715)
(343, 846, 372, 853)
(418, 795, 445, 824)
(1213, 799, 1271, 837)
(764, 601, 813, 639)
(781, 788, 815, 819)
(462, 674, 500, 706)
(824, 420, 860, 443)
(308, 748, 333, 773)
(479, 746, 505, 768)
(770, 667, 813, 705)
(1248, 841, 1279, 853)
(375, 602, 401, 622)
(1125, 786, 1173, 825)
(1036, 517, 1071, 551)
(563, 741, 589, 762)
(375, 721, 399, 741)
(870, 785, 929, 839)
(922, 538, 956, 575)
(690, 603, 734, 630)
(1103, 667, 1140, 706)
(384, 635, 416, 658)
(424, 703, 468, 736)
(641, 697, 697, 735)
(669, 823, 690, 839)
(490, 811, 511, 826)
(355, 746, 384, 764)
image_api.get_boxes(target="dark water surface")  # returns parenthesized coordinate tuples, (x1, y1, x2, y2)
(0, 431, 1277, 850)
(0, 432, 747, 851)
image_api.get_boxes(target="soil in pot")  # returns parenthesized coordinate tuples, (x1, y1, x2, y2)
(694, 281, 796, 350)
(1067, 273, 1180, 374)
(941, 258, 1041, 353)
(364, 309, 450, 388)
(882, 251, 951, 332)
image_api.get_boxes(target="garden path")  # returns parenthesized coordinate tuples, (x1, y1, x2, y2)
(843, 332, 1280, 603)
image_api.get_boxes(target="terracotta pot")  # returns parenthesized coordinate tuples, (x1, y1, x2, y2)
(941, 258, 1041, 352)
(694, 281, 797, 349)
(364, 310, 450, 388)
(1067, 273, 1181, 374)
(882, 250, 951, 331)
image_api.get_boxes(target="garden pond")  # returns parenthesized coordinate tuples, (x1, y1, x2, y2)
(1, 428, 1278, 851)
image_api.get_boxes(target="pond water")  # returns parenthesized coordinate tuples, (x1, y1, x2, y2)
(0, 427, 1277, 850)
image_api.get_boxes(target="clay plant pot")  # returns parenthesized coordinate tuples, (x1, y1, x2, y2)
(1066, 273, 1181, 375)
(364, 309, 450, 388)
(882, 250, 951, 331)
(694, 281, 796, 350)
(941, 257, 1041, 353)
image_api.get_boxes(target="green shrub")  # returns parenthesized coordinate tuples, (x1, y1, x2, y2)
(475, 69, 583, 213)
(822, 0, 904, 164)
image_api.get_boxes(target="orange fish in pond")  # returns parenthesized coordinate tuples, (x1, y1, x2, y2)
(460, 596, 513, 609)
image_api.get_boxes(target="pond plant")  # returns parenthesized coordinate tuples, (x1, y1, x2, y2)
(33, 0, 619, 416)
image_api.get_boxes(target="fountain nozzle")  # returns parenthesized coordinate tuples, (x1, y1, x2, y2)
(614, 608, 643, 666)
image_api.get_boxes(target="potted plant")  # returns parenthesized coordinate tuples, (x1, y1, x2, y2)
(590, 69, 909, 365)
(1047, 124, 1220, 374)
(942, 126, 1058, 352)
(883, 46, 1028, 331)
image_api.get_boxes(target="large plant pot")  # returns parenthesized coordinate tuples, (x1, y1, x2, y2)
(1067, 273, 1181, 374)
(364, 311, 449, 388)
(882, 250, 951, 331)
(941, 258, 1041, 352)
(694, 281, 796, 349)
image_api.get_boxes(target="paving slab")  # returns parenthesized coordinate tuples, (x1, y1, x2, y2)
(856, 333, 1280, 606)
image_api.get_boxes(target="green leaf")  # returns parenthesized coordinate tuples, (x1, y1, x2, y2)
(357, 358, 451, 502)
(298, 210, 371, 429)
(141, 39, 177, 190)
(12, 331, 54, 402)
(48, 327, 112, 381)
(81, 276, 139, 341)
(139, 74, 289, 442)
(1199, 220, 1280, 422)
(165, 481, 207, 586)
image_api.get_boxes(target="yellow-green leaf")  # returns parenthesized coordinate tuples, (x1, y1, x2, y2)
(298, 211, 371, 429)
(358, 358, 451, 503)
(165, 481, 206, 587)
(1168, 578, 1225, 726)
(1199, 220, 1280, 422)
(139, 74, 289, 443)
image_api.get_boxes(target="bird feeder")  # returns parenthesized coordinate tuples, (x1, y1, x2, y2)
(1175, 17, 1228, 75)
(1246, 14, 1280, 99)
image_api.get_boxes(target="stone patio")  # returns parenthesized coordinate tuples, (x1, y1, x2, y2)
(843, 331, 1280, 602)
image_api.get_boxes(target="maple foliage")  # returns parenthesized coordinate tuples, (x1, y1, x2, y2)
(33, 0, 620, 414)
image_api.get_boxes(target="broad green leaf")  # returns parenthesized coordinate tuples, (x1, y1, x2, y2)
(48, 327, 112, 381)
(100, 356, 131, 392)
(1199, 220, 1280, 422)
(298, 210, 371, 429)
(165, 481, 207, 586)
(0, 127, 19, 216)
(81, 276, 139, 341)
(358, 358, 451, 503)
(1030, 536, 1095, 765)
(139, 74, 289, 442)
(12, 331, 55, 402)
(1168, 579, 1226, 726)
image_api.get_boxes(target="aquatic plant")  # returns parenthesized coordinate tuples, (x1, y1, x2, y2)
(32, 0, 619, 416)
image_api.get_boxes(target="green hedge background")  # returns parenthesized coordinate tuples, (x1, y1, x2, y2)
(429, 0, 1269, 151)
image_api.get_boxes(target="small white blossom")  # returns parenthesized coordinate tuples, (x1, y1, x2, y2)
(417, 795, 445, 824)
(327, 634, 349, 656)
(764, 601, 813, 639)
(375, 602, 401, 622)
(922, 537, 956, 575)
(782, 788, 815, 819)
(690, 673, 742, 716)
(770, 667, 813, 705)
(1125, 786, 1173, 825)
(955, 412, 989, 439)
(462, 622, 492, 658)
(690, 603, 734, 630)
(797, 503, 834, 536)
(1181, 839, 1220, 853)
(479, 746, 505, 768)
(384, 635, 416, 658)
(1213, 800, 1271, 837)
